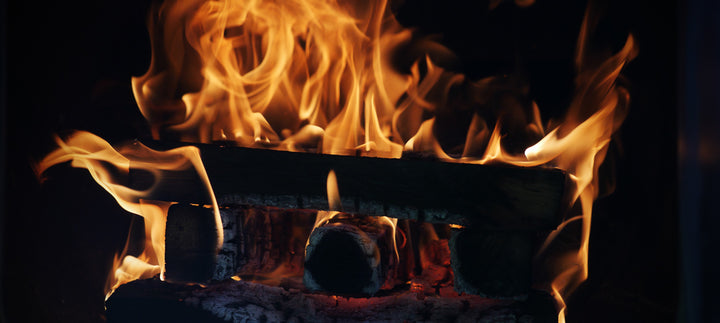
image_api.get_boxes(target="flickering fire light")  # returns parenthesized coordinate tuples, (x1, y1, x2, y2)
(34, 0, 636, 321)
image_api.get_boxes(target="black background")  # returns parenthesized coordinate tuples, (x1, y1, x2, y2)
(0, 0, 698, 321)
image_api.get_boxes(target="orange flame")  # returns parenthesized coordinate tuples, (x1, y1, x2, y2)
(131, 0, 635, 318)
(313, 170, 342, 229)
(34, 131, 222, 299)
(37, 0, 635, 317)
(131, 0, 457, 158)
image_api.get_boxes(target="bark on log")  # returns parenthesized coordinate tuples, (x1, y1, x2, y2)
(106, 278, 558, 323)
(303, 214, 397, 296)
(450, 228, 536, 299)
(164, 203, 317, 283)
(139, 140, 567, 230)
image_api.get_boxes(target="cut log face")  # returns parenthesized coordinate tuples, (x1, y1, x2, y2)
(304, 214, 397, 296)
(304, 224, 380, 294)
(164, 204, 219, 283)
(450, 228, 534, 299)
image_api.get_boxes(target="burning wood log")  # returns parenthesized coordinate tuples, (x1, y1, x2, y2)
(139, 140, 567, 230)
(449, 228, 535, 299)
(164, 202, 538, 298)
(303, 213, 397, 295)
(164, 203, 316, 283)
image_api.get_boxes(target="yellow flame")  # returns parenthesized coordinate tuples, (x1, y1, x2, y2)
(129, 0, 636, 317)
(313, 170, 342, 229)
(34, 131, 222, 299)
(132, 0, 448, 158)
(38, 0, 635, 316)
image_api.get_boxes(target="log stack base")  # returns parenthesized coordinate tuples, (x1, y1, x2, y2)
(105, 278, 558, 323)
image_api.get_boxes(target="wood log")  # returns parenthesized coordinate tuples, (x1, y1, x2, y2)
(164, 203, 317, 283)
(164, 204, 219, 283)
(303, 214, 397, 296)
(106, 278, 558, 323)
(449, 228, 536, 299)
(164, 202, 544, 298)
(139, 140, 567, 230)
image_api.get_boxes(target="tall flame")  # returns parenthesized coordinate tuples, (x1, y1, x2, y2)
(34, 131, 223, 299)
(37, 0, 635, 318)
(131, 0, 458, 158)
(132, 0, 636, 319)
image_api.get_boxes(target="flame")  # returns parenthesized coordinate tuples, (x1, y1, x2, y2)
(313, 170, 341, 229)
(36, 0, 634, 317)
(34, 131, 222, 299)
(398, 8, 634, 321)
(132, 0, 634, 318)
(131, 0, 456, 158)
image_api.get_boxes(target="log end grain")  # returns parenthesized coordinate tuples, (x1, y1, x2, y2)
(304, 223, 383, 295)
(450, 229, 534, 299)
(165, 204, 219, 283)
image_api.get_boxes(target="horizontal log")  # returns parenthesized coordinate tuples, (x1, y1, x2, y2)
(303, 214, 397, 295)
(105, 278, 558, 323)
(139, 140, 567, 230)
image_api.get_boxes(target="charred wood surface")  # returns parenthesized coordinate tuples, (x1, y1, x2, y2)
(166, 203, 544, 295)
(221, 205, 316, 281)
(141, 141, 567, 230)
(105, 279, 558, 323)
(164, 204, 220, 283)
(450, 228, 536, 299)
(164, 203, 316, 283)
(304, 214, 397, 295)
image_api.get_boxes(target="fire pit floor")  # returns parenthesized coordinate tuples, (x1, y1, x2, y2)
(105, 278, 556, 322)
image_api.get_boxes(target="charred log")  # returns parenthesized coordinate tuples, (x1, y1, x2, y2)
(164, 204, 219, 283)
(140, 140, 567, 230)
(165, 203, 544, 297)
(450, 228, 535, 299)
(164, 204, 316, 283)
(303, 214, 397, 296)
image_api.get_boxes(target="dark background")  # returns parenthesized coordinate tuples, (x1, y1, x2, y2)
(1, 0, 711, 321)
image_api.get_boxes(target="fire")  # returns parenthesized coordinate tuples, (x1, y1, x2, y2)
(34, 131, 223, 299)
(36, 0, 634, 319)
(131, 0, 452, 158)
